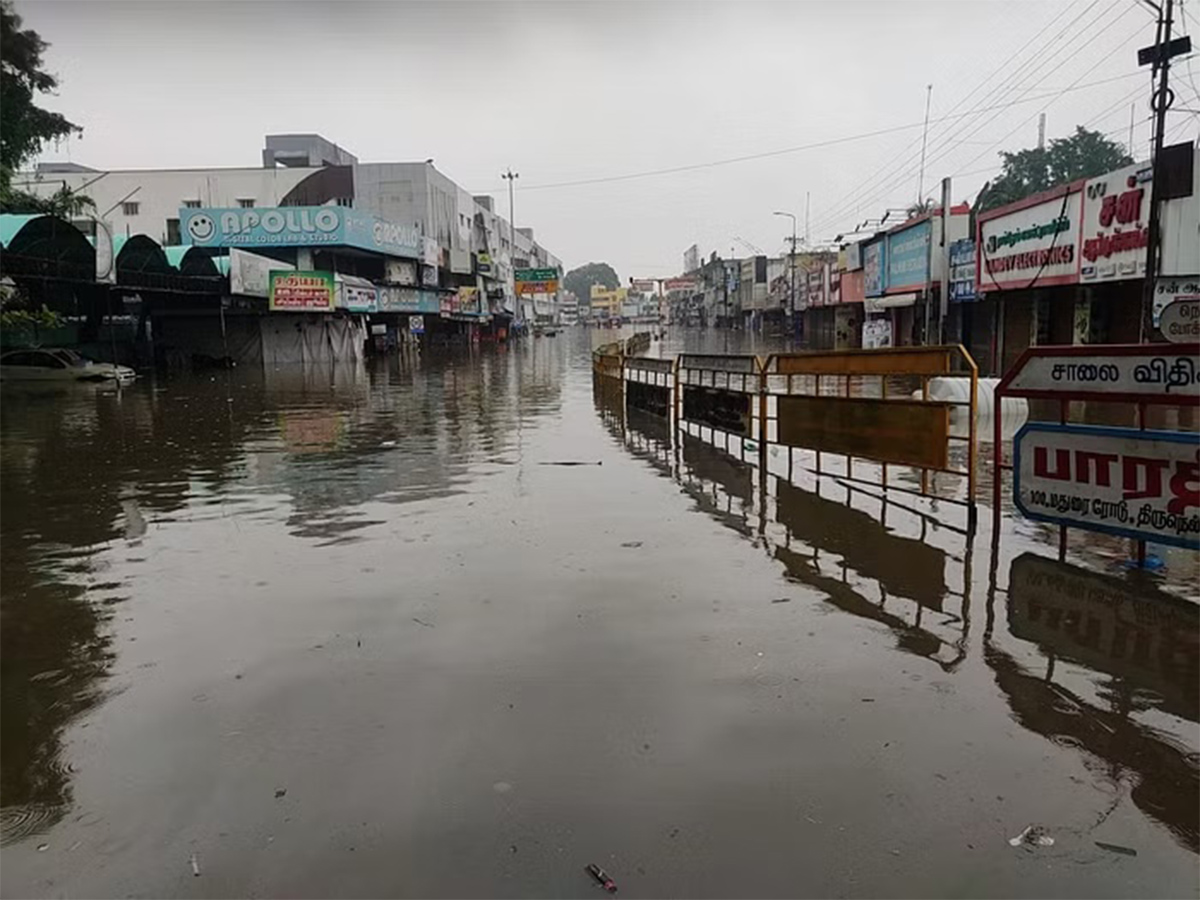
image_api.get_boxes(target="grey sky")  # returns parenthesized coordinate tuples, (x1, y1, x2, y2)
(22, 0, 1198, 279)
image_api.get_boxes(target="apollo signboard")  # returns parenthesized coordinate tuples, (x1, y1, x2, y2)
(181, 207, 422, 259)
(977, 184, 1083, 291)
(1013, 423, 1199, 549)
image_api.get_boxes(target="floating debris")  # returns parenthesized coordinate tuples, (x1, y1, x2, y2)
(1009, 825, 1054, 847)
(1094, 841, 1138, 857)
(585, 862, 618, 892)
(190, 852, 201, 876)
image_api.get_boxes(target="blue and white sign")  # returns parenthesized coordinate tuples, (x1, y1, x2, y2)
(863, 238, 886, 297)
(886, 219, 931, 292)
(377, 286, 441, 314)
(180, 207, 422, 259)
(949, 238, 977, 302)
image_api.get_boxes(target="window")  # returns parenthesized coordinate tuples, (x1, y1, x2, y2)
(122, 201, 140, 216)
(182, 199, 201, 209)
(237, 198, 255, 208)
(166, 218, 181, 245)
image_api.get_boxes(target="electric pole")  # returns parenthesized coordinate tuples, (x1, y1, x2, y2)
(502, 168, 519, 321)
(1140, 0, 1176, 342)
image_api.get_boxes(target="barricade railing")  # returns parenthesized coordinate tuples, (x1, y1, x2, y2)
(624, 356, 674, 418)
(592, 342, 624, 403)
(761, 345, 978, 526)
(675, 354, 764, 465)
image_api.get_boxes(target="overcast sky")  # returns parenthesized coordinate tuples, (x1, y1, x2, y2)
(21, 0, 1199, 278)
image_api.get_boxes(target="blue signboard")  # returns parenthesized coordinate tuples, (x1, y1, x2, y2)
(377, 286, 441, 313)
(948, 238, 977, 302)
(862, 238, 886, 297)
(885, 219, 931, 292)
(180, 207, 423, 259)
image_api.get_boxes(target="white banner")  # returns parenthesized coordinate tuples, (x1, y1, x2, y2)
(1080, 162, 1151, 283)
(230, 248, 293, 298)
(1014, 424, 1199, 549)
(978, 187, 1082, 291)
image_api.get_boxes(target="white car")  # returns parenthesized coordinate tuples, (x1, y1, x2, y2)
(0, 348, 136, 384)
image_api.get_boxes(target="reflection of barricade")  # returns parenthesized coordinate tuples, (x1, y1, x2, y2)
(625, 357, 674, 417)
(762, 346, 978, 524)
(675, 354, 763, 465)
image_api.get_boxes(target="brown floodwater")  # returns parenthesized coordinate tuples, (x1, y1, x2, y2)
(1, 328, 1197, 898)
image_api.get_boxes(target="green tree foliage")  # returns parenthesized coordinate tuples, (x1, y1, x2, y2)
(1, 1, 83, 208)
(563, 262, 620, 303)
(974, 126, 1132, 214)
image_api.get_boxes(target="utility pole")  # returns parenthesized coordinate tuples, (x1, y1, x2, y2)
(774, 211, 798, 338)
(1037, 112, 1046, 150)
(502, 168, 519, 323)
(1140, 0, 1176, 342)
(917, 85, 933, 206)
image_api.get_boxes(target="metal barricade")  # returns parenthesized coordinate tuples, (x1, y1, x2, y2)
(675, 354, 763, 465)
(624, 356, 674, 418)
(761, 345, 978, 525)
(592, 343, 625, 404)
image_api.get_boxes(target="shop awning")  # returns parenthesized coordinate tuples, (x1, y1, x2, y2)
(865, 293, 918, 313)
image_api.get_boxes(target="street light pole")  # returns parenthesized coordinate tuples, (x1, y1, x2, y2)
(774, 211, 798, 340)
(502, 168, 519, 323)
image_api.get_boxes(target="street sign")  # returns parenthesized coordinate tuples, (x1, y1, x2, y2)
(1013, 423, 1200, 550)
(998, 344, 1200, 403)
(1154, 275, 1200, 325)
(1137, 35, 1191, 67)
(515, 279, 558, 295)
(409, 315, 425, 335)
(514, 267, 558, 282)
(1160, 298, 1200, 343)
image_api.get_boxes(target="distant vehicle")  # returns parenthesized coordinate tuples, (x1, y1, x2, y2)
(0, 348, 136, 384)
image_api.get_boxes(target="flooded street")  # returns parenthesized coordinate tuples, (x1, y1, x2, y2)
(2, 329, 1197, 899)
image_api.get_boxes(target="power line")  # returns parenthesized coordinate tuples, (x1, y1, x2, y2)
(811, 2, 1146, 237)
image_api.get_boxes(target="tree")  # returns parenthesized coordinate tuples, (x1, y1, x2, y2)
(1, 1, 83, 208)
(563, 262, 620, 305)
(974, 126, 1132, 214)
(905, 198, 935, 220)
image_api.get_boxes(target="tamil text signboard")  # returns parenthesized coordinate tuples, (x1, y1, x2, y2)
(948, 239, 976, 302)
(1080, 163, 1151, 283)
(999, 345, 1200, 402)
(663, 277, 699, 293)
(269, 270, 335, 312)
(1013, 423, 1200, 549)
(977, 184, 1082, 291)
(1160, 298, 1200, 343)
(886, 218, 931, 292)
(1154, 276, 1200, 326)
(182, 207, 422, 258)
(515, 267, 559, 295)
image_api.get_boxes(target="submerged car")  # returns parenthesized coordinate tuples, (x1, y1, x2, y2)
(0, 348, 136, 383)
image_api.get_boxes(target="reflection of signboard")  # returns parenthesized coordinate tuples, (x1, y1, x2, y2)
(269, 270, 335, 312)
(1000, 346, 1200, 400)
(1081, 163, 1151, 283)
(977, 185, 1083, 291)
(1154, 276, 1200, 325)
(948, 239, 976, 302)
(1160, 299, 1200, 343)
(232, 248, 293, 298)
(1013, 423, 1200, 549)
(409, 315, 425, 335)
(1007, 553, 1199, 711)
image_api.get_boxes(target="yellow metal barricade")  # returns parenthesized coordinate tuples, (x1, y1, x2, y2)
(761, 345, 978, 519)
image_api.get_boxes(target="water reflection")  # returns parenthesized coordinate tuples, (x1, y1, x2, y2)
(606, 386, 1198, 855)
(0, 343, 566, 842)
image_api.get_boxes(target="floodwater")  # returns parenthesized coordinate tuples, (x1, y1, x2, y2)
(1, 328, 1197, 899)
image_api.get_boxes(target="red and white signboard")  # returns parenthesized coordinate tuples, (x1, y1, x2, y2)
(1080, 163, 1152, 283)
(998, 344, 1200, 403)
(1014, 423, 1199, 549)
(663, 277, 699, 292)
(977, 183, 1083, 291)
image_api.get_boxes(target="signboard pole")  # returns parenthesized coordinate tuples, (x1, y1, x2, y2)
(939, 177, 952, 343)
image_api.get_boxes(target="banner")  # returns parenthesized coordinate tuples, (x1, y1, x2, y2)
(1013, 423, 1199, 549)
(863, 239, 885, 297)
(886, 219, 931, 292)
(231, 248, 293, 298)
(978, 185, 1083, 291)
(269, 271, 335, 312)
